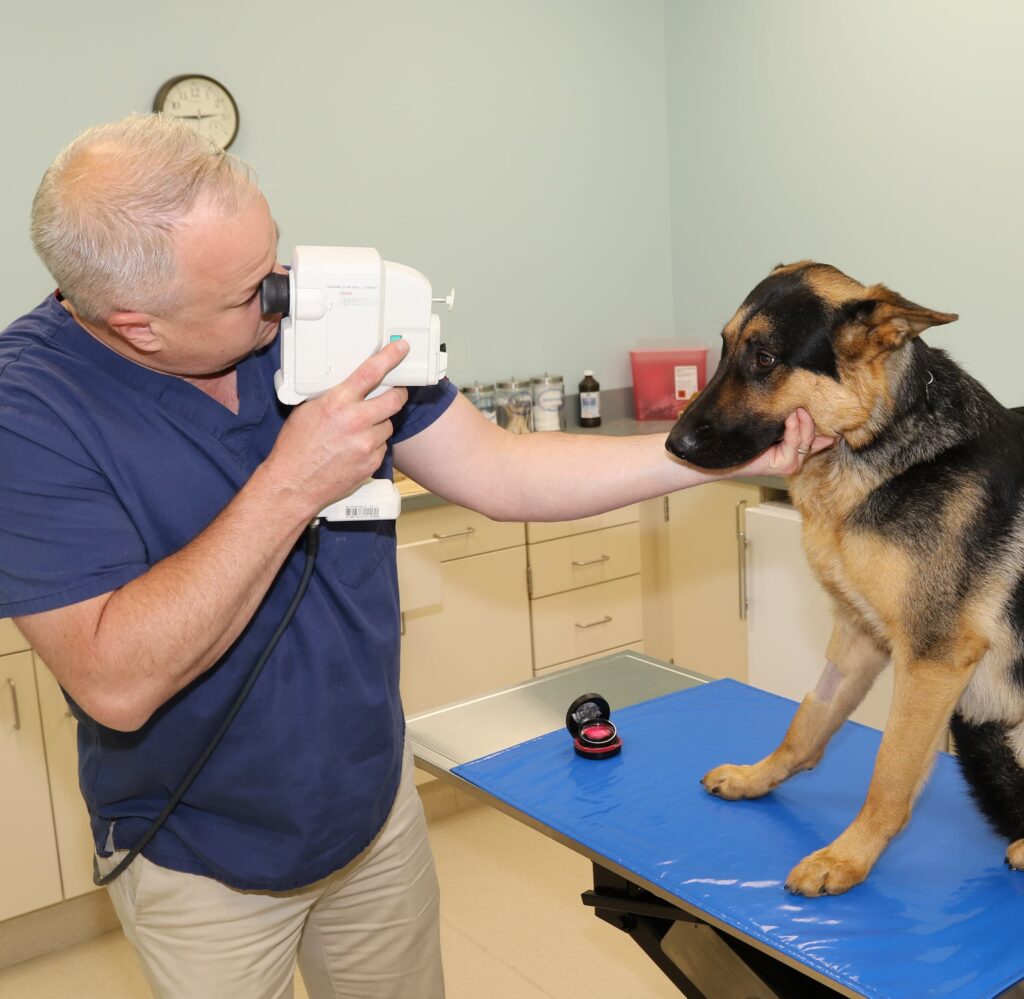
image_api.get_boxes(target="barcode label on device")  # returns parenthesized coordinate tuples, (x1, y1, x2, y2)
(345, 505, 380, 518)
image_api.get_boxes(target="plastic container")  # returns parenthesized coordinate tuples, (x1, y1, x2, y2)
(629, 347, 708, 421)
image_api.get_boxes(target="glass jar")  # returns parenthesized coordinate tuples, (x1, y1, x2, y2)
(461, 382, 497, 423)
(495, 377, 533, 434)
(531, 373, 566, 432)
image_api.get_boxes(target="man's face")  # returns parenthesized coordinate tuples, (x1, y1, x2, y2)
(153, 191, 285, 376)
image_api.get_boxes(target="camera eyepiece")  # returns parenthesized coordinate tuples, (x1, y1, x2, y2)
(260, 273, 290, 317)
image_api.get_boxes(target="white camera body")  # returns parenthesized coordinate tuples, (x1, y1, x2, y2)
(271, 246, 450, 522)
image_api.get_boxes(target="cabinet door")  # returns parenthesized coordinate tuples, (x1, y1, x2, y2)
(35, 656, 98, 899)
(745, 503, 892, 730)
(400, 547, 533, 716)
(667, 481, 762, 681)
(0, 651, 63, 920)
(0, 618, 29, 656)
(530, 575, 643, 670)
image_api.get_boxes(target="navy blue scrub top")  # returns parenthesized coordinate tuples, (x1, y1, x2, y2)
(0, 294, 458, 890)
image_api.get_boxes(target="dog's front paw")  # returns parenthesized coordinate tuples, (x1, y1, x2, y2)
(1006, 839, 1024, 870)
(785, 847, 869, 897)
(701, 763, 774, 800)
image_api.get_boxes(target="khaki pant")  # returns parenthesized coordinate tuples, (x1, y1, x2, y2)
(97, 741, 444, 999)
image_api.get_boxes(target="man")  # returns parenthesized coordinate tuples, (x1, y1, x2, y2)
(0, 114, 827, 998)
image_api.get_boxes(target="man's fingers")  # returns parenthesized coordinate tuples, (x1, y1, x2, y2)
(364, 386, 409, 424)
(338, 340, 411, 401)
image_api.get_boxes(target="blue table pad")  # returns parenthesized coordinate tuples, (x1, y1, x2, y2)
(452, 679, 1024, 999)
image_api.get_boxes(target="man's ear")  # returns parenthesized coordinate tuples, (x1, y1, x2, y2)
(106, 311, 163, 354)
(842, 285, 958, 353)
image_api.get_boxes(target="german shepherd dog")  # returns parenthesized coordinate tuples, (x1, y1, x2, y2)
(666, 261, 1024, 897)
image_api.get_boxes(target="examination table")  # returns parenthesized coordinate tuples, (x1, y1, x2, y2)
(408, 651, 1024, 999)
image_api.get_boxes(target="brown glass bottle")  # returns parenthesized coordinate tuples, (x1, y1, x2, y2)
(578, 370, 601, 427)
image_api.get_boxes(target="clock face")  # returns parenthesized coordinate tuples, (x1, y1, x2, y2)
(153, 75, 239, 150)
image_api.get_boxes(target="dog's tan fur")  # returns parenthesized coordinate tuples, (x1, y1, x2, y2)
(668, 262, 1024, 895)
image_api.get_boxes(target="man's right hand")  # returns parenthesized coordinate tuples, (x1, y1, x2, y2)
(265, 339, 411, 518)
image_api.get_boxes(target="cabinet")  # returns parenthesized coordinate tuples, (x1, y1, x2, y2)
(35, 657, 97, 899)
(527, 505, 644, 672)
(745, 503, 892, 730)
(664, 481, 762, 682)
(397, 506, 533, 715)
(0, 650, 64, 921)
(0, 634, 100, 922)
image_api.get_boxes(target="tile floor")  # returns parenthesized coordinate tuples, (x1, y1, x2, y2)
(0, 786, 679, 998)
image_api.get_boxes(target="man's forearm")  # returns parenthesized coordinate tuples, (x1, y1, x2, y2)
(20, 463, 315, 731)
(474, 430, 718, 523)
(394, 393, 823, 525)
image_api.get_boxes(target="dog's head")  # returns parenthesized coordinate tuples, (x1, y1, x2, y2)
(665, 261, 958, 468)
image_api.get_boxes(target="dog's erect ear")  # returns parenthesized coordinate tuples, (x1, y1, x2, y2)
(845, 285, 958, 351)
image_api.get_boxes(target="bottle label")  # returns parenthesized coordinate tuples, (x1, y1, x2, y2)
(674, 365, 699, 401)
(580, 392, 600, 418)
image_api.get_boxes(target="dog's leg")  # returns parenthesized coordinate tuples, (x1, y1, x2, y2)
(948, 714, 1024, 871)
(702, 616, 887, 800)
(785, 635, 985, 897)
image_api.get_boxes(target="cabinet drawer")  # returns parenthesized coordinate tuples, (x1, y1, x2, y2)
(528, 522, 641, 598)
(398, 505, 524, 561)
(530, 575, 643, 669)
(0, 618, 29, 656)
(526, 504, 639, 544)
(534, 641, 645, 675)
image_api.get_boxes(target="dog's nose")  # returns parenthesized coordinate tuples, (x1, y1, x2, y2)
(666, 424, 703, 460)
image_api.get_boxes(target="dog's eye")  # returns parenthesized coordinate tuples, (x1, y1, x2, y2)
(756, 350, 777, 370)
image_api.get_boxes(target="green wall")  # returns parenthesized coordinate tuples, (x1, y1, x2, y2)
(665, 0, 1024, 404)
(0, 1, 674, 391)
(7, 2, 1019, 401)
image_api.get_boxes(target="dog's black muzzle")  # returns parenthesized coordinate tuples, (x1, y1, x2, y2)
(666, 390, 785, 469)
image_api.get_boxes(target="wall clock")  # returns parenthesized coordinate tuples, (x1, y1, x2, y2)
(153, 74, 239, 150)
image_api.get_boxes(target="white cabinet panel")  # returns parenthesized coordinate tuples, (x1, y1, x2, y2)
(0, 651, 63, 920)
(535, 641, 645, 675)
(526, 504, 639, 544)
(745, 503, 892, 731)
(0, 618, 29, 656)
(401, 546, 532, 716)
(35, 656, 98, 900)
(528, 522, 641, 598)
(667, 481, 761, 682)
(398, 506, 524, 561)
(530, 576, 643, 670)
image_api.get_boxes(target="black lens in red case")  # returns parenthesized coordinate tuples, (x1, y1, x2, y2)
(566, 693, 622, 759)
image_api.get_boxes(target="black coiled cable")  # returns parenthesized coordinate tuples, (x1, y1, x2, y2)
(94, 519, 321, 886)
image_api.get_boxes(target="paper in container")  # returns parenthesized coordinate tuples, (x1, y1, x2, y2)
(629, 347, 708, 420)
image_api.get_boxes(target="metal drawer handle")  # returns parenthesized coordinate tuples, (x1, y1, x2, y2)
(575, 615, 612, 630)
(7, 678, 20, 731)
(736, 500, 749, 621)
(432, 526, 476, 541)
(572, 555, 611, 568)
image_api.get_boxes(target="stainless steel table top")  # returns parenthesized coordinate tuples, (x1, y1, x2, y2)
(407, 650, 706, 777)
